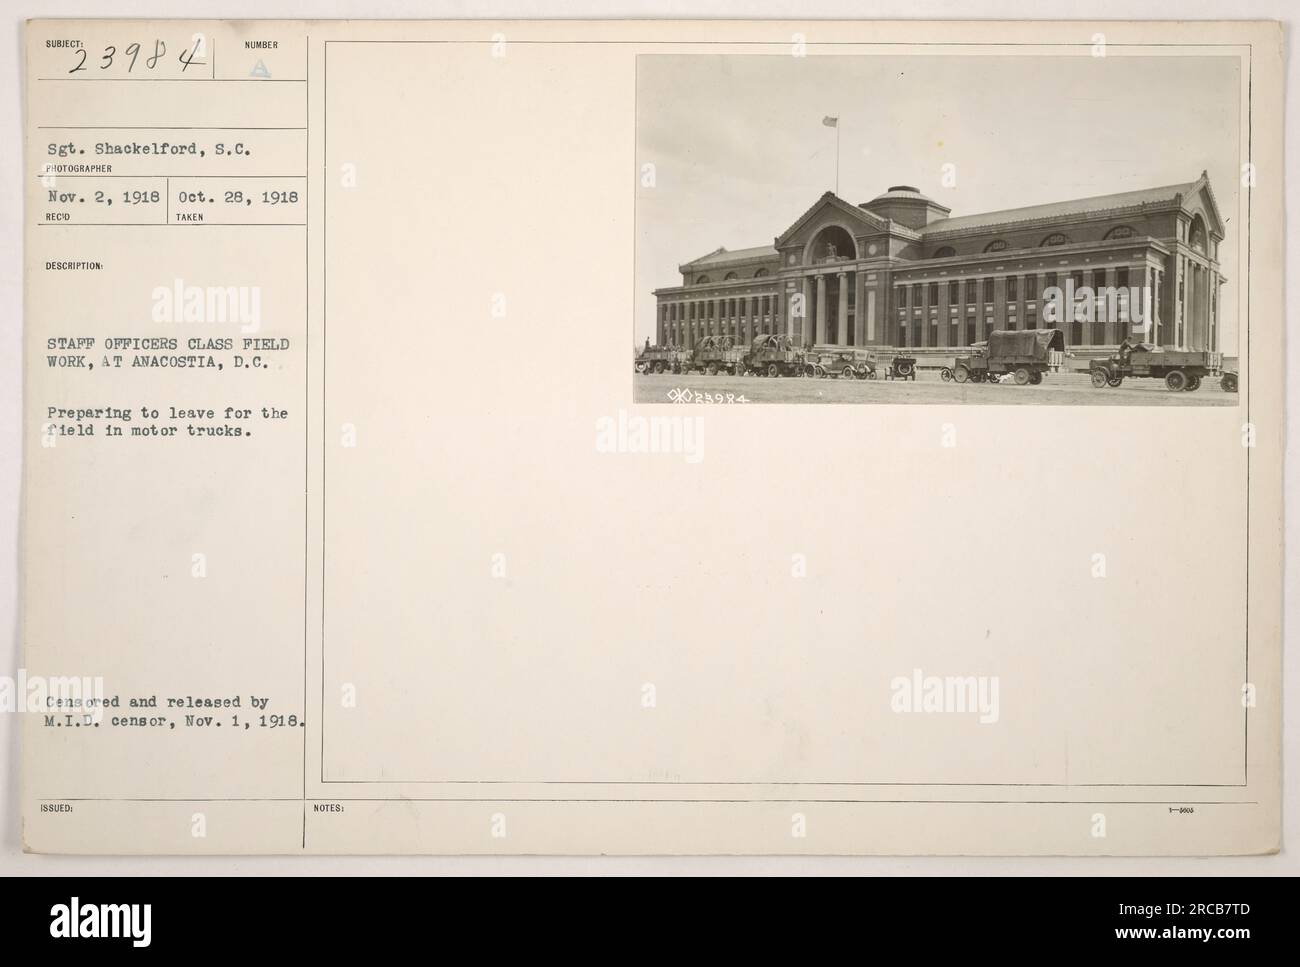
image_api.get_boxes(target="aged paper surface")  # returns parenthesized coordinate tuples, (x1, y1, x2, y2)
(22, 19, 1283, 854)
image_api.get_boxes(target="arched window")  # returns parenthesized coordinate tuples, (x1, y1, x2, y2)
(808, 225, 857, 263)
(1041, 233, 1070, 247)
(983, 239, 1009, 253)
(723, 272, 739, 281)
(932, 246, 956, 258)
(753, 267, 770, 278)
(695, 275, 712, 285)
(1104, 225, 1136, 240)
(1188, 215, 1207, 252)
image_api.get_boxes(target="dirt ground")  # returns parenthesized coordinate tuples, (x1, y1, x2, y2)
(634, 369, 1239, 406)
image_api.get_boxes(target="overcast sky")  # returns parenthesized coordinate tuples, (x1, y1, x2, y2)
(635, 53, 1242, 351)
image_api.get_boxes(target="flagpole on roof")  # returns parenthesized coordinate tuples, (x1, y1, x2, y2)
(822, 115, 841, 195)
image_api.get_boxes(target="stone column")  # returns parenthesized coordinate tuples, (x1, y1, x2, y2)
(1199, 264, 1209, 350)
(798, 277, 811, 344)
(1078, 270, 1092, 347)
(1152, 271, 1161, 347)
(1180, 257, 1190, 348)
(1090, 268, 1107, 345)
(865, 288, 877, 346)
(836, 273, 849, 346)
(854, 271, 867, 346)
(921, 284, 932, 348)
(815, 275, 828, 346)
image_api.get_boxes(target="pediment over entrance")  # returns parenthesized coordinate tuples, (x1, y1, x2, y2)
(1177, 173, 1226, 241)
(774, 192, 892, 264)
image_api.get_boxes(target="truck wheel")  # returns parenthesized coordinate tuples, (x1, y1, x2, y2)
(767, 363, 779, 379)
(1165, 370, 1187, 392)
(1107, 376, 1122, 388)
(897, 360, 915, 378)
(654, 362, 665, 374)
(706, 364, 718, 376)
(1185, 375, 1201, 392)
(954, 365, 970, 384)
(1090, 369, 1108, 389)
(1014, 367, 1031, 386)
(842, 365, 855, 379)
(1030, 372, 1043, 385)
(1221, 373, 1238, 392)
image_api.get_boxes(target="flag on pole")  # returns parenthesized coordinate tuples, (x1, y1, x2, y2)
(822, 116, 839, 127)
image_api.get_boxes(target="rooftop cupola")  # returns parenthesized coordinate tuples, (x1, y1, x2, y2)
(860, 185, 952, 229)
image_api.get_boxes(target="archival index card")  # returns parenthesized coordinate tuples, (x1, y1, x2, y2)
(22, 19, 1283, 854)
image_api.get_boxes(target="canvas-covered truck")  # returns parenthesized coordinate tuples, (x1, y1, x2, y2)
(683, 334, 746, 376)
(952, 328, 1064, 385)
(803, 346, 879, 379)
(743, 333, 805, 378)
(634, 344, 687, 374)
(1088, 340, 1223, 392)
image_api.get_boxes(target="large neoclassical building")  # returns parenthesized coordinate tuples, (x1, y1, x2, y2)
(652, 174, 1226, 359)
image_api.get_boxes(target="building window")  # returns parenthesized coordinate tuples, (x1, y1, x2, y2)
(1006, 276, 1018, 301)
(983, 278, 994, 303)
(928, 281, 938, 306)
(1045, 272, 1058, 292)
(1104, 225, 1135, 240)
(948, 280, 959, 304)
(984, 239, 1009, 253)
(1116, 267, 1130, 289)
(724, 272, 739, 281)
(912, 283, 923, 306)
(1041, 233, 1070, 247)
(1024, 274, 1037, 301)
(696, 275, 711, 284)
(897, 286, 907, 308)
(932, 246, 956, 258)
(965, 319, 977, 345)
(753, 267, 770, 278)
(965, 281, 976, 306)
(898, 322, 908, 347)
